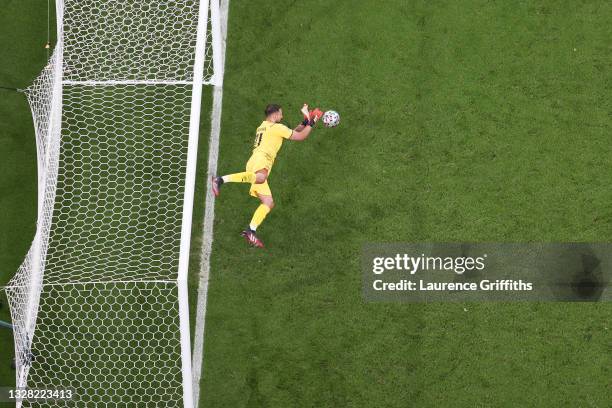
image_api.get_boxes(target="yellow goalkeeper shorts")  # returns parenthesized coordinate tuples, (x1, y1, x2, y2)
(246, 153, 273, 198)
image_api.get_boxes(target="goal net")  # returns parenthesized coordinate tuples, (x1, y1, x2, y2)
(5, 0, 222, 406)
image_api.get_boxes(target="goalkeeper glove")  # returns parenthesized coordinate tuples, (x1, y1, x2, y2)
(301, 104, 310, 126)
(309, 108, 323, 125)
(300, 105, 323, 127)
(301, 104, 310, 120)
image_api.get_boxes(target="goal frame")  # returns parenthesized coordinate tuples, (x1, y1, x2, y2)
(5, 1, 224, 407)
(178, 0, 214, 406)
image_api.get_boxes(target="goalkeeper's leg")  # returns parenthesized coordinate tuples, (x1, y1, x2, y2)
(241, 193, 273, 248)
(222, 172, 256, 183)
(212, 172, 256, 197)
(212, 168, 268, 197)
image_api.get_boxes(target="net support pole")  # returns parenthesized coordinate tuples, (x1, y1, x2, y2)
(178, 0, 212, 407)
(0, 321, 13, 330)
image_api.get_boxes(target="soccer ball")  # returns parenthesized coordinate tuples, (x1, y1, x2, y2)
(322, 110, 340, 128)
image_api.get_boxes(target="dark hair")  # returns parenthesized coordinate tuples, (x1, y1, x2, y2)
(265, 104, 282, 116)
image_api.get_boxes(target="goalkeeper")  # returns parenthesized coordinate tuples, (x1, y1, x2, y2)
(212, 103, 323, 248)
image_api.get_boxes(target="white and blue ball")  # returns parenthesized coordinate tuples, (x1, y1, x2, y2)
(322, 110, 340, 128)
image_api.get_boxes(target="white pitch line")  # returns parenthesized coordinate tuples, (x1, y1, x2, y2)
(192, 0, 229, 405)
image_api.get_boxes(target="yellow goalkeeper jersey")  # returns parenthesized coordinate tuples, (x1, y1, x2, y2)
(252, 121, 293, 162)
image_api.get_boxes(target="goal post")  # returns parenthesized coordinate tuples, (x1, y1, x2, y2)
(4, 1, 222, 406)
(178, 0, 213, 406)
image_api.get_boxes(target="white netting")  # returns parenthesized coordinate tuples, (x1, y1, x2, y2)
(5, 1, 219, 406)
(44, 84, 192, 285)
(18, 282, 183, 406)
(7, 46, 64, 393)
(61, 0, 215, 83)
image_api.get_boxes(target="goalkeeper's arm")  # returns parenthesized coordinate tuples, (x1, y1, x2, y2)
(290, 105, 322, 141)
(291, 125, 312, 141)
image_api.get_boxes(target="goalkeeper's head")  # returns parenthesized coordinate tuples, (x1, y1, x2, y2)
(265, 104, 283, 122)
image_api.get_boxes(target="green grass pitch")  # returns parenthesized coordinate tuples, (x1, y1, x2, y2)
(2, 1, 612, 407)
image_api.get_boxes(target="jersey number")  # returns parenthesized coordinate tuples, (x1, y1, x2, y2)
(254, 132, 264, 147)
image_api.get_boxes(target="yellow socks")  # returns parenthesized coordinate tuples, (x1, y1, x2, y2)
(222, 172, 256, 184)
(249, 204, 271, 231)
